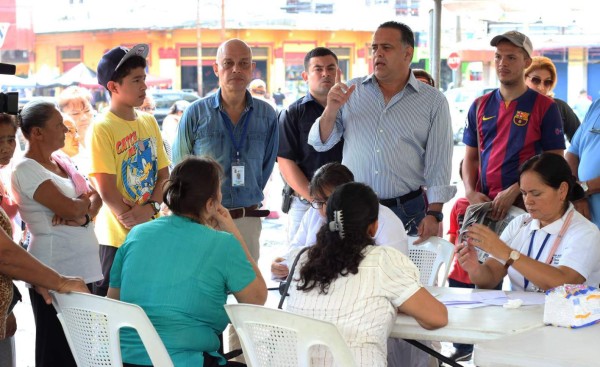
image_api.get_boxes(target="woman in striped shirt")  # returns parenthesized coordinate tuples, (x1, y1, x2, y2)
(287, 182, 447, 367)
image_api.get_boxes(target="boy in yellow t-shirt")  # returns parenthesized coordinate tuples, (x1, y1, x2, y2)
(88, 44, 170, 296)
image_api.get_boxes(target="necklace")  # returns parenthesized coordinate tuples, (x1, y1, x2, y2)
(125, 114, 145, 152)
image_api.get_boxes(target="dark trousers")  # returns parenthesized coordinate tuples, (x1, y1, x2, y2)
(93, 244, 118, 296)
(448, 278, 475, 353)
(29, 288, 77, 367)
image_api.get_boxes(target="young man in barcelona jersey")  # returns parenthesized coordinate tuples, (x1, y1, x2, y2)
(462, 31, 565, 222)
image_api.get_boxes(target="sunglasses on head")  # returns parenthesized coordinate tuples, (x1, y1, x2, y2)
(528, 76, 553, 88)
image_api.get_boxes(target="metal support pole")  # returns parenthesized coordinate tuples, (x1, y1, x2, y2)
(431, 0, 442, 88)
(196, 0, 204, 96)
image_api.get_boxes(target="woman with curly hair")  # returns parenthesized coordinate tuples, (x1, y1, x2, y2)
(286, 182, 447, 367)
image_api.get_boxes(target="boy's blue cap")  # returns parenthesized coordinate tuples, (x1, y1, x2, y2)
(97, 44, 149, 89)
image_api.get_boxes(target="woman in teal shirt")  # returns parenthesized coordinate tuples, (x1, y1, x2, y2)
(108, 156, 267, 367)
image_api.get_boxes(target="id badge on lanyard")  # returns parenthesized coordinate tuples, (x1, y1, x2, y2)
(232, 153, 245, 187)
(220, 109, 252, 188)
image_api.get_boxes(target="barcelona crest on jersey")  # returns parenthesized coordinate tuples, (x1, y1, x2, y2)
(513, 111, 530, 126)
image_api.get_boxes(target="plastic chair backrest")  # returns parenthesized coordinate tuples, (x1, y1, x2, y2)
(407, 236, 454, 286)
(224, 304, 357, 367)
(51, 291, 174, 367)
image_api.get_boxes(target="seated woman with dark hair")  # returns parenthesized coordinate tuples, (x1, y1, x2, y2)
(271, 162, 407, 279)
(287, 182, 447, 367)
(108, 156, 267, 367)
(459, 153, 600, 291)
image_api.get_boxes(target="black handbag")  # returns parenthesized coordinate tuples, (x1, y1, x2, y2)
(8, 282, 22, 314)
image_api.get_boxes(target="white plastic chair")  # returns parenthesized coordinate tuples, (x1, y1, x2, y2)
(407, 236, 454, 286)
(224, 303, 357, 367)
(51, 291, 174, 367)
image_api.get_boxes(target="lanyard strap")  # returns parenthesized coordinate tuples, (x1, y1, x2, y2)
(219, 109, 253, 159)
(524, 231, 551, 290)
(523, 208, 575, 290)
(543, 209, 575, 264)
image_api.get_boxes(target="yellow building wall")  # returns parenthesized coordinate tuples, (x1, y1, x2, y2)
(34, 28, 373, 94)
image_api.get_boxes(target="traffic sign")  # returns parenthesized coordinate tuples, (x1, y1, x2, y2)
(447, 52, 461, 70)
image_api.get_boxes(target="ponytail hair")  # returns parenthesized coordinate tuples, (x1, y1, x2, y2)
(297, 182, 379, 294)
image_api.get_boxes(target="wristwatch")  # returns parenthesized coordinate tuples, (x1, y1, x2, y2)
(579, 181, 589, 195)
(426, 210, 444, 223)
(145, 200, 160, 215)
(504, 250, 521, 269)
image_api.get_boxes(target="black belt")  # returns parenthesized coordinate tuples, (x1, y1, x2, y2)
(379, 188, 423, 207)
(228, 205, 270, 219)
(291, 192, 310, 204)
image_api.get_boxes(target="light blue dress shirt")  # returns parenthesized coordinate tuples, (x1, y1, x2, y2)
(172, 89, 279, 208)
(308, 72, 456, 204)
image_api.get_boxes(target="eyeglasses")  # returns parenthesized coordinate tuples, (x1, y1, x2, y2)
(310, 199, 327, 209)
(139, 106, 156, 112)
(528, 76, 553, 88)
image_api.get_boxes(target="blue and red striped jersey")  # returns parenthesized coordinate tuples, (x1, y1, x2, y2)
(463, 88, 565, 198)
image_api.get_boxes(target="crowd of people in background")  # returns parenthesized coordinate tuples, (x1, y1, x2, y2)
(0, 19, 599, 367)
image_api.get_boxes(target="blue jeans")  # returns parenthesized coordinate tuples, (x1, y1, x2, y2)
(386, 194, 426, 236)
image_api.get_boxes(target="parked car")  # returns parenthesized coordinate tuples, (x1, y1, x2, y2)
(444, 86, 496, 144)
(150, 90, 199, 126)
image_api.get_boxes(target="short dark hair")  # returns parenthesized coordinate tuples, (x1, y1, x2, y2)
(111, 56, 147, 88)
(309, 162, 354, 200)
(519, 153, 584, 209)
(412, 69, 435, 87)
(304, 47, 338, 71)
(0, 113, 17, 130)
(18, 99, 57, 138)
(378, 21, 415, 48)
(163, 156, 223, 222)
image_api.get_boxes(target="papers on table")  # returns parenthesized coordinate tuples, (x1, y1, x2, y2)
(437, 290, 545, 308)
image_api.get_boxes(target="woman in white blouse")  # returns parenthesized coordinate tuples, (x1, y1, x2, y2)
(287, 182, 446, 367)
(459, 153, 600, 291)
(12, 100, 103, 367)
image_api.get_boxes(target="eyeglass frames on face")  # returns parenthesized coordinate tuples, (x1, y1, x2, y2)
(310, 200, 326, 209)
(528, 76, 553, 88)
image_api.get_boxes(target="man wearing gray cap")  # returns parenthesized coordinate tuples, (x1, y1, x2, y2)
(462, 31, 565, 221)
(451, 30, 566, 363)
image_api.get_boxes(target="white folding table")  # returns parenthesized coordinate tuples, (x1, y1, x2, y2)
(474, 323, 600, 367)
(391, 287, 545, 344)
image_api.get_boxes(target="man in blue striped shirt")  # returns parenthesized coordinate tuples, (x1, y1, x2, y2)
(308, 21, 456, 243)
(172, 39, 279, 262)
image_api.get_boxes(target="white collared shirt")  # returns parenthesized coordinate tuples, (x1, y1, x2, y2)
(493, 204, 600, 291)
(283, 204, 408, 264)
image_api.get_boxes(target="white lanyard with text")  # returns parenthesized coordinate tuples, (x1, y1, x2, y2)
(523, 208, 575, 290)
(220, 109, 252, 187)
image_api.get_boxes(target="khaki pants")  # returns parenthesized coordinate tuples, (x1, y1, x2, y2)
(232, 216, 261, 262)
(227, 217, 261, 363)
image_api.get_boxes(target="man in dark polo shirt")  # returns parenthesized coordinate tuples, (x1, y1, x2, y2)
(277, 47, 343, 244)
